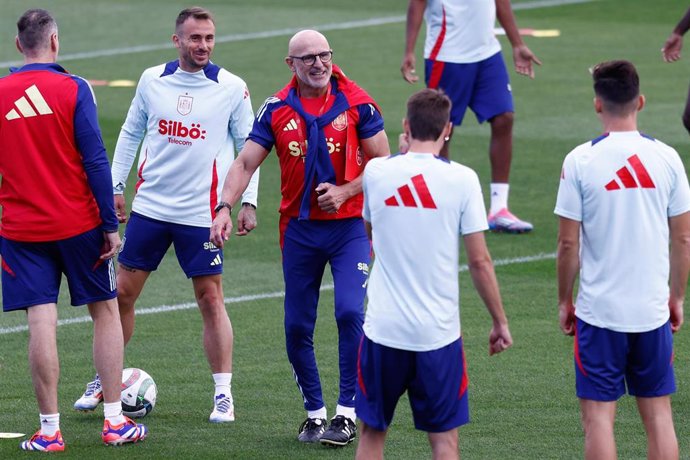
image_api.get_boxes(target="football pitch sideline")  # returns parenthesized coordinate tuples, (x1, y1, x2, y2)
(1, 0, 690, 458)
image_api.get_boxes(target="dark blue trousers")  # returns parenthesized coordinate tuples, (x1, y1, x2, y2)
(281, 217, 370, 411)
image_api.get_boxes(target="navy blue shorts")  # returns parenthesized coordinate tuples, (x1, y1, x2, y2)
(425, 51, 514, 126)
(574, 318, 675, 401)
(1, 227, 116, 311)
(119, 212, 222, 278)
(355, 335, 469, 433)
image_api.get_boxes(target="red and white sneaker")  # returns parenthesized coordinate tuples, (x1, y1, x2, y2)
(102, 416, 148, 446)
(488, 208, 533, 234)
(20, 430, 65, 452)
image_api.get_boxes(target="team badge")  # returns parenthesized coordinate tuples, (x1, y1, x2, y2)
(356, 146, 364, 166)
(332, 113, 347, 131)
(177, 95, 193, 116)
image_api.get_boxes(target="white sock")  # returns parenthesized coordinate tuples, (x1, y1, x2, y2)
(336, 404, 356, 421)
(308, 406, 327, 420)
(213, 372, 232, 400)
(490, 183, 510, 215)
(103, 401, 125, 425)
(39, 413, 59, 437)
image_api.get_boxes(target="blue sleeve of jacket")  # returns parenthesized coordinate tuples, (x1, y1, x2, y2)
(72, 77, 119, 232)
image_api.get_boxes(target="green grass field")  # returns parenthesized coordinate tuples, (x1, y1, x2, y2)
(1, 0, 690, 458)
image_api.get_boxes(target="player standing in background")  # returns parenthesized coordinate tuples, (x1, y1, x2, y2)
(355, 88, 512, 460)
(556, 60, 690, 460)
(401, 0, 540, 233)
(210, 29, 390, 447)
(73, 6, 259, 424)
(661, 5, 690, 135)
(0, 9, 147, 450)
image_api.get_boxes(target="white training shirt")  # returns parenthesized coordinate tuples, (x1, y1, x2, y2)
(362, 152, 488, 351)
(423, 0, 502, 64)
(555, 131, 690, 333)
(111, 60, 259, 227)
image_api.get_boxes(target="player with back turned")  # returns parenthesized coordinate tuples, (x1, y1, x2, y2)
(0, 8, 147, 451)
(556, 60, 690, 459)
(355, 88, 512, 460)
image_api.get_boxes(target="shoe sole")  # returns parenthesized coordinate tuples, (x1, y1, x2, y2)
(103, 436, 146, 446)
(74, 404, 101, 411)
(319, 437, 355, 447)
(209, 416, 235, 423)
(489, 226, 533, 234)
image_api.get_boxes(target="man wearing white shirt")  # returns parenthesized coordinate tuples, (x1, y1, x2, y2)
(74, 7, 259, 423)
(355, 88, 512, 460)
(401, 0, 541, 233)
(556, 60, 690, 459)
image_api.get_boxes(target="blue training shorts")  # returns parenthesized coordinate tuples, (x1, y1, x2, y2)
(119, 212, 222, 278)
(355, 335, 469, 433)
(574, 318, 675, 401)
(425, 51, 514, 126)
(1, 227, 117, 311)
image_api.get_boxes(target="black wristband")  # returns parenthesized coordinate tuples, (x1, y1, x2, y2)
(214, 201, 233, 215)
(242, 202, 257, 209)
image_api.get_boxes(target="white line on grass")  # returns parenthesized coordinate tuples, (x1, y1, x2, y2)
(0, 252, 556, 336)
(0, 0, 592, 68)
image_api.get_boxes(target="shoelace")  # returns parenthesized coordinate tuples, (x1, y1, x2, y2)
(84, 379, 101, 396)
(215, 396, 232, 414)
(329, 416, 351, 431)
(301, 418, 323, 432)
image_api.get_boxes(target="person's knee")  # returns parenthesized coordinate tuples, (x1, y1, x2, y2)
(334, 301, 364, 326)
(284, 319, 314, 342)
(490, 112, 514, 133)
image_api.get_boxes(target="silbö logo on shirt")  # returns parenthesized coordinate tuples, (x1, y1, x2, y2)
(158, 119, 206, 146)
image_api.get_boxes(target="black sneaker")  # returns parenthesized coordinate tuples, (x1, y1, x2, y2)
(319, 415, 357, 447)
(297, 417, 327, 443)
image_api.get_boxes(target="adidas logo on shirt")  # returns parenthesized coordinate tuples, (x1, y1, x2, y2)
(604, 154, 656, 190)
(384, 174, 437, 209)
(5, 84, 53, 121)
(283, 118, 298, 131)
(210, 254, 222, 266)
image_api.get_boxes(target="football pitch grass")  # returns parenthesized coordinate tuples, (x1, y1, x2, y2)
(1, 0, 690, 457)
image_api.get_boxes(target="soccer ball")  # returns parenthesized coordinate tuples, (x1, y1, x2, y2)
(121, 368, 157, 418)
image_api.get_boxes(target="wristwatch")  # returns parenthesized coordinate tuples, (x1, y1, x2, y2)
(214, 201, 232, 215)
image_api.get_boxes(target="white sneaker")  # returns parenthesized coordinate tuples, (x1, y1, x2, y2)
(74, 374, 103, 411)
(488, 208, 534, 234)
(209, 393, 234, 423)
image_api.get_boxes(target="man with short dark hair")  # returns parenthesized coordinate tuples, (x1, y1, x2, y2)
(74, 6, 258, 424)
(210, 29, 390, 447)
(0, 8, 147, 451)
(355, 88, 512, 460)
(556, 60, 690, 459)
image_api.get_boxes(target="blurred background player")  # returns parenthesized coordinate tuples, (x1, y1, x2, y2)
(73, 6, 259, 423)
(556, 60, 690, 460)
(661, 5, 690, 135)
(355, 88, 512, 460)
(210, 29, 389, 447)
(401, 0, 541, 233)
(0, 8, 146, 450)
